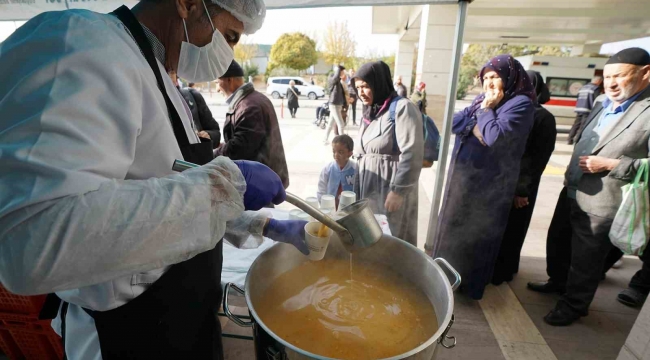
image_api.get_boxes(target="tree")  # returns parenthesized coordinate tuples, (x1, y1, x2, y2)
(267, 33, 319, 74)
(457, 67, 479, 100)
(381, 54, 396, 76)
(349, 49, 395, 74)
(322, 21, 356, 67)
(243, 63, 259, 79)
(234, 43, 259, 65)
(536, 45, 571, 57)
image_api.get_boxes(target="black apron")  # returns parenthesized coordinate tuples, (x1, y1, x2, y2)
(41, 6, 223, 359)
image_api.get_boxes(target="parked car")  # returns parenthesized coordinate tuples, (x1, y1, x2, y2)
(266, 76, 325, 100)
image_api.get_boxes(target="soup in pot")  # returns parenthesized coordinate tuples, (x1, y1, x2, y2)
(255, 259, 437, 359)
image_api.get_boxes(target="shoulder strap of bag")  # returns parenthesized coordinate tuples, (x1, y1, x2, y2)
(112, 6, 190, 148)
(388, 96, 402, 123)
(289, 87, 299, 97)
(423, 113, 429, 139)
(387, 96, 403, 153)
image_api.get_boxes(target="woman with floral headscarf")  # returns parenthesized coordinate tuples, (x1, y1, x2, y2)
(353, 61, 424, 245)
(432, 55, 536, 300)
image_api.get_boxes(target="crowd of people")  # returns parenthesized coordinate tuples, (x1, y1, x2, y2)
(0, 0, 649, 356)
(171, 47, 650, 330)
(307, 51, 649, 327)
(431, 48, 650, 329)
(174, 50, 650, 328)
(175, 47, 650, 329)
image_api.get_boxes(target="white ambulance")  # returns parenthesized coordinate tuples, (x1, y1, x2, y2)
(516, 55, 608, 126)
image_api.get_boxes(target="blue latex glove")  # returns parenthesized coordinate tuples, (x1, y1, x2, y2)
(263, 219, 309, 255)
(233, 160, 286, 211)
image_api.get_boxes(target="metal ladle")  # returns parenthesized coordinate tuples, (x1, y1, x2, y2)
(284, 193, 383, 251)
(172, 160, 383, 252)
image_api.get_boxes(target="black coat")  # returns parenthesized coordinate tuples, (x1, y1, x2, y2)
(215, 85, 290, 189)
(515, 105, 557, 197)
(347, 81, 358, 102)
(178, 87, 221, 149)
(286, 86, 300, 109)
(492, 104, 557, 283)
(328, 73, 345, 106)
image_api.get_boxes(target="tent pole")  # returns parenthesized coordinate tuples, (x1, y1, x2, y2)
(424, 0, 470, 255)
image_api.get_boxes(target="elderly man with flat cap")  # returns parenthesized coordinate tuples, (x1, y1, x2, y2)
(215, 60, 290, 189)
(528, 47, 650, 326)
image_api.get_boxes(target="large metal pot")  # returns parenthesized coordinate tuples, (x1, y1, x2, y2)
(224, 234, 460, 360)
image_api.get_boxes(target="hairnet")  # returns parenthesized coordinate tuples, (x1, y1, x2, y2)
(212, 0, 266, 34)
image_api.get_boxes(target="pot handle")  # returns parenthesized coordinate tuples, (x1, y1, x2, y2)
(438, 314, 457, 349)
(223, 283, 254, 327)
(433, 258, 461, 291)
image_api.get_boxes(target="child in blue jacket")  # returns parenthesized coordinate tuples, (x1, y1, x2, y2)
(317, 135, 357, 208)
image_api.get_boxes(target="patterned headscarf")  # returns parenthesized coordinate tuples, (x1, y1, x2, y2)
(353, 61, 397, 121)
(468, 54, 536, 117)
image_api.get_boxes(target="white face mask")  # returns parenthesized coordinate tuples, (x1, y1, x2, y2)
(177, 0, 234, 83)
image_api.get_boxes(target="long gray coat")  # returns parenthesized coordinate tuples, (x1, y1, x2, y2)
(571, 86, 650, 219)
(355, 98, 424, 245)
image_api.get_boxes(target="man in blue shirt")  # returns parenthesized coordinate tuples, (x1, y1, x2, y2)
(528, 47, 650, 326)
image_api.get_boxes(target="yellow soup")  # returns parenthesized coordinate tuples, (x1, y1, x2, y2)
(256, 259, 438, 359)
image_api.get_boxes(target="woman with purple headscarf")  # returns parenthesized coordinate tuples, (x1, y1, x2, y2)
(432, 55, 535, 300)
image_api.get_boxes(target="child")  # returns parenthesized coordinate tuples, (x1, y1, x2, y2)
(317, 135, 357, 207)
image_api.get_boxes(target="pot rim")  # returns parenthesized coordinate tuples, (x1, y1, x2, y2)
(244, 240, 455, 360)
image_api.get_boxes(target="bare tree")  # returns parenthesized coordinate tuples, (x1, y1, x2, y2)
(322, 21, 356, 67)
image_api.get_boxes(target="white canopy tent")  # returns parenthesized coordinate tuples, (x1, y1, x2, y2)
(0, 0, 472, 252)
(0, 0, 462, 20)
(0, 0, 138, 21)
